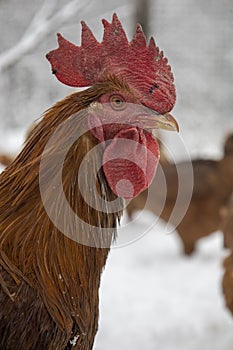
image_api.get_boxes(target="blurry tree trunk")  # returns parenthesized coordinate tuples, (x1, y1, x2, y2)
(135, 0, 150, 36)
(135, 0, 167, 161)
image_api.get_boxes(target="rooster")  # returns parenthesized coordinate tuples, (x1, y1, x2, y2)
(127, 133, 233, 255)
(0, 14, 178, 349)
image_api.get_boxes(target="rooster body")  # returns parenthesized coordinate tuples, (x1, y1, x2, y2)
(0, 15, 177, 349)
(0, 90, 118, 349)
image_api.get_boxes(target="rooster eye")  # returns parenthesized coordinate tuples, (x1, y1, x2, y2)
(110, 95, 126, 111)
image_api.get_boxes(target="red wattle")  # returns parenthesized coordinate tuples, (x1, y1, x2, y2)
(103, 127, 159, 199)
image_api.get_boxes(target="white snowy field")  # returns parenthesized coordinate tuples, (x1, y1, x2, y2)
(94, 213, 233, 350)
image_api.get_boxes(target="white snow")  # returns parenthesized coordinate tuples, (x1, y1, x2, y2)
(0, 163, 5, 173)
(94, 213, 233, 350)
(0, 128, 27, 156)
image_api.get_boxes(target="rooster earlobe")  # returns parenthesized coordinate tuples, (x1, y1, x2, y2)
(88, 114, 105, 145)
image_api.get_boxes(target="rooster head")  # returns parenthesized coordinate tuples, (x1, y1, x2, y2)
(46, 14, 178, 199)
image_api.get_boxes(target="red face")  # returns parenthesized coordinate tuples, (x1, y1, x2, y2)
(87, 90, 174, 199)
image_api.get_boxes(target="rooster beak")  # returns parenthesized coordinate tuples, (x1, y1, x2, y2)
(135, 106, 179, 132)
(151, 112, 179, 132)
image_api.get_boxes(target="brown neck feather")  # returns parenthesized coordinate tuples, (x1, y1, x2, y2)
(0, 85, 123, 335)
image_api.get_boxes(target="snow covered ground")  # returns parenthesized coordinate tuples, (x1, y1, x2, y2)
(94, 213, 233, 350)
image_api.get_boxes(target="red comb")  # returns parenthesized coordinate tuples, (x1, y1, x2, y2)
(46, 13, 176, 114)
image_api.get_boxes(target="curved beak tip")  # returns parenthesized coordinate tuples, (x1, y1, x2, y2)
(163, 113, 179, 132)
(154, 112, 179, 132)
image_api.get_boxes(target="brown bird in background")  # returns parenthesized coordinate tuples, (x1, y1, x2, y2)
(222, 192, 233, 316)
(0, 153, 13, 167)
(0, 14, 178, 349)
(127, 133, 233, 255)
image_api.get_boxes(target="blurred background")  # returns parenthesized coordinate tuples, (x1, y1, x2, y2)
(0, 0, 232, 158)
(0, 1, 233, 349)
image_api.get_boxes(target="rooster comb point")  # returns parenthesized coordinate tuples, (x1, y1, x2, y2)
(46, 13, 176, 114)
